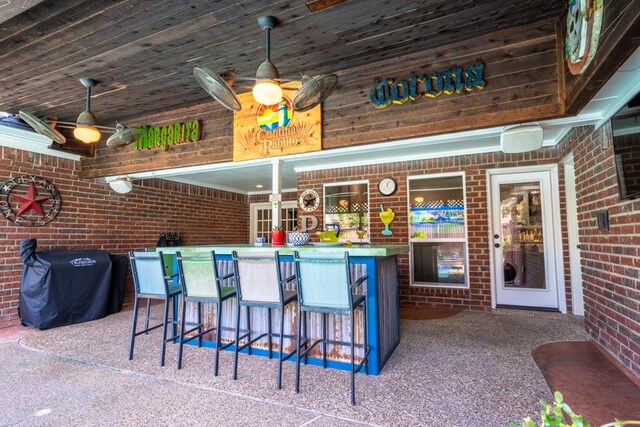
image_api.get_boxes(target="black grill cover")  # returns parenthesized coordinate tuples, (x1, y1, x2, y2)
(19, 238, 127, 329)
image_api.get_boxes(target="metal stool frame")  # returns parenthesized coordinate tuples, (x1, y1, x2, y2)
(293, 251, 371, 405)
(128, 251, 182, 367)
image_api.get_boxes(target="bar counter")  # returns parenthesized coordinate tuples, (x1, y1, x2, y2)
(157, 244, 408, 375)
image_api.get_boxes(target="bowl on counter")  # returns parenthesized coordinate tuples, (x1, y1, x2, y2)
(287, 231, 310, 246)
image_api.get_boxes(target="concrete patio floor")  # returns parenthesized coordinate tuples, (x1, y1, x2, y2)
(0, 307, 586, 426)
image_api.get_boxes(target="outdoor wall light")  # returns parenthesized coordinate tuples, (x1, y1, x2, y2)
(500, 124, 543, 153)
(109, 177, 133, 194)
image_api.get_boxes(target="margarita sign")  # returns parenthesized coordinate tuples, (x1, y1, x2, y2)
(133, 120, 201, 151)
(233, 84, 321, 161)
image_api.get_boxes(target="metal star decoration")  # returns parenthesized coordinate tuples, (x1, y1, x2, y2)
(10, 182, 52, 217)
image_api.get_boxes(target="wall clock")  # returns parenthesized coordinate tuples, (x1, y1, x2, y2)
(377, 177, 397, 196)
(299, 189, 320, 212)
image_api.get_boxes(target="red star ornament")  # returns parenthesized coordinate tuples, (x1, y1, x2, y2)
(10, 182, 52, 217)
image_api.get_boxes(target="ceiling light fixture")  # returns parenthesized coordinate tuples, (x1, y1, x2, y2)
(109, 177, 133, 194)
(73, 78, 101, 143)
(414, 196, 424, 204)
(19, 78, 137, 150)
(255, 184, 264, 189)
(252, 16, 283, 106)
(194, 16, 339, 112)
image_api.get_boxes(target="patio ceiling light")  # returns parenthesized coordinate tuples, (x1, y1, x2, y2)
(109, 177, 133, 194)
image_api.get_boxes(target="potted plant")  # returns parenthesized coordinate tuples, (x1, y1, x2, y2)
(271, 225, 285, 246)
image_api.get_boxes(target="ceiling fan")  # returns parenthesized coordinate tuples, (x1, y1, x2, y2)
(194, 15, 339, 112)
(19, 78, 138, 149)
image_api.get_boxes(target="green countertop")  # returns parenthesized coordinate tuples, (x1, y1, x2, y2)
(155, 244, 409, 257)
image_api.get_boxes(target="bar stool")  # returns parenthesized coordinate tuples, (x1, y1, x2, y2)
(293, 251, 370, 405)
(128, 251, 182, 367)
(231, 250, 298, 389)
(175, 250, 237, 375)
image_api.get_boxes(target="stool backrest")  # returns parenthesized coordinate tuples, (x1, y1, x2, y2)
(294, 252, 351, 311)
(129, 251, 168, 296)
(176, 251, 220, 299)
(232, 251, 282, 303)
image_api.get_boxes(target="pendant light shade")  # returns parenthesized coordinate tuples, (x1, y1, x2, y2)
(73, 109, 100, 143)
(253, 58, 282, 105)
(74, 78, 101, 143)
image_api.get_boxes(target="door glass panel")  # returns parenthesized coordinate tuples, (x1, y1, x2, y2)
(500, 182, 545, 289)
(253, 205, 298, 243)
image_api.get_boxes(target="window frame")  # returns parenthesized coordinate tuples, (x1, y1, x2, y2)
(322, 180, 370, 243)
(407, 172, 470, 289)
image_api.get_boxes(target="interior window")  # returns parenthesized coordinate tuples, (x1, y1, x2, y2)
(408, 174, 468, 287)
(323, 182, 369, 242)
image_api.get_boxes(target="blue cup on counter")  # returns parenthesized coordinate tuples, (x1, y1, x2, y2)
(255, 237, 267, 245)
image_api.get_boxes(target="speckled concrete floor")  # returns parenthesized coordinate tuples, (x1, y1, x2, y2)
(4, 308, 586, 426)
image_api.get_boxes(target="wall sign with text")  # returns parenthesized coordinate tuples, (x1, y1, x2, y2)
(233, 83, 321, 162)
(133, 120, 201, 151)
(0, 175, 61, 226)
(369, 63, 486, 109)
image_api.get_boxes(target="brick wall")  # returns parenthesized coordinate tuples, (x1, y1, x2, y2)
(297, 148, 570, 312)
(0, 147, 249, 326)
(558, 124, 640, 378)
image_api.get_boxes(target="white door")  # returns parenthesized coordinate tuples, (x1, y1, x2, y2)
(490, 171, 560, 309)
(250, 201, 297, 243)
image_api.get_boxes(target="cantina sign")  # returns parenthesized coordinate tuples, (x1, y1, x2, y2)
(369, 63, 486, 109)
(133, 120, 201, 151)
(233, 83, 321, 162)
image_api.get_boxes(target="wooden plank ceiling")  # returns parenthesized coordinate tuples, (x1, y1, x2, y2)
(0, 0, 564, 127)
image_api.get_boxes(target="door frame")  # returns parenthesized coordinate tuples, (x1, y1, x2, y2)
(486, 165, 567, 313)
(562, 153, 584, 315)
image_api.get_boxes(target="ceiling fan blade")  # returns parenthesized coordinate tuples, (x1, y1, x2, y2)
(107, 124, 138, 148)
(292, 74, 339, 112)
(19, 111, 66, 144)
(194, 66, 242, 112)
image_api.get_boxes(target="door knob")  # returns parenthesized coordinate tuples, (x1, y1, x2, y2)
(494, 243, 500, 248)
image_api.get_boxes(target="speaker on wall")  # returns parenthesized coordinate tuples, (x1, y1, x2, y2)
(500, 124, 543, 154)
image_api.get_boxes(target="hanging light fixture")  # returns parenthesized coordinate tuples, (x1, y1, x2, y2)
(108, 176, 133, 194)
(73, 78, 101, 143)
(252, 16, 283, 105)
(194, 16, 339, 112)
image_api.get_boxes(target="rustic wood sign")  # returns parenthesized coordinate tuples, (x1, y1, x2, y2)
(233, 84, 321, 161)
(133, 120, 201, 151)
(369, 63, 486, 109)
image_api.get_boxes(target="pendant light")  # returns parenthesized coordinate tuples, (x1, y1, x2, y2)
(252, 16, 283, 106)
(73, 78, 101, 143)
